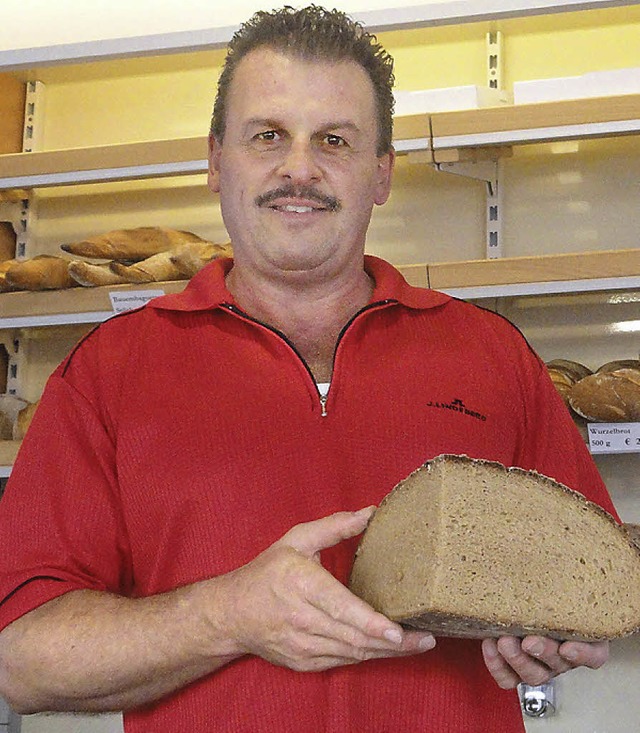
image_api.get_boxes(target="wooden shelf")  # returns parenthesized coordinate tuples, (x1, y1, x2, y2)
(430, 93, 640, 155)
(0, 136, 209, 190)
(1, 252, 638, 329)
(428, 248, 640, 288)
(400, 249, 640, 299)
(0, 116, 431, 190)
(1, 93, 638, 189)
(0, 280, 187, 329)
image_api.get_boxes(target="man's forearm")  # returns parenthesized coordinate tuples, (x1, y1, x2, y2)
(0, 512, 437, 716)
(0, 581, 241, 714)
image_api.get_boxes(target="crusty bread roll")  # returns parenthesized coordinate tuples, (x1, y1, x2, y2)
(5, 256, 75, 291)
(60, 227, 212, 261)
(67, 261, 130, 287)
(349, 454, 640, 641)
(545, 359, 592, 406)
(169, 241, 233, 277)
(597, 360, 640, 374)
(569, 369, 640, 422)
(546, 359, 593, 382)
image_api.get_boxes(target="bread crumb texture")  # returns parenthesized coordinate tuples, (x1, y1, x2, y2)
(349, 454, 640, 641)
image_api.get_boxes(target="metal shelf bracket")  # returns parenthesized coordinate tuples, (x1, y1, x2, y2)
(434, 158, 503, 258)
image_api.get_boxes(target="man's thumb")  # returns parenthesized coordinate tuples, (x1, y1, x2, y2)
(278, 507, 376, 558)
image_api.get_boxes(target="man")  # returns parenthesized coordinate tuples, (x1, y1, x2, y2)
(0, 6, 612, 732)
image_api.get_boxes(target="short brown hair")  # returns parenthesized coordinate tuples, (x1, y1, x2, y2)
(210, 5, 395, 155)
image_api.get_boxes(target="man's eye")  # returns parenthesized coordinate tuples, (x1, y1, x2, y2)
(324, 134, 347, 147)
(255, 130, 280, 142)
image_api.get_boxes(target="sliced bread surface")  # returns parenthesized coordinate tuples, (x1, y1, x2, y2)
(349, 454, 640, 641)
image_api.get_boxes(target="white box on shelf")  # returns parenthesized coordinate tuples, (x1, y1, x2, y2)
(393, 85, 511, 115)
(514, 67, 640, 104)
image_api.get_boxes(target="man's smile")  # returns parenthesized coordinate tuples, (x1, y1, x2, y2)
(255, 186, 341, 212)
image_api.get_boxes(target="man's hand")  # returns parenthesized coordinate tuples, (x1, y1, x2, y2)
(481, 635, 609, 689)
(215, 508, 436, 671)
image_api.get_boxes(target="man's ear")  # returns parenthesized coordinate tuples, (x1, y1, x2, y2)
(208, 135, 222, 194)
(374, 147, 395, 206)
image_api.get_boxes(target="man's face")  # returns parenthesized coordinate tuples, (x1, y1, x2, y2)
(208, 46, 394, 279)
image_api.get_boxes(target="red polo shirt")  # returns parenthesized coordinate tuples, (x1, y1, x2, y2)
(0, 256, 614, 731)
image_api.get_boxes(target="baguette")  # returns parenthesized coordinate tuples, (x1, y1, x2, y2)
(5, 256, 75, 291)
(67, 260, 130, 287)
(60, 227, 212, 261)
(349, 454, 640, 641)
(169, 241, 233, 277)
(109, 250, 185, 283)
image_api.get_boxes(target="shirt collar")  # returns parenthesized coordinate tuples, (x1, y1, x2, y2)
(147, 254, 450, 313)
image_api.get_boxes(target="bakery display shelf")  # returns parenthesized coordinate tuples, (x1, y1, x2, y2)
(0, 136, 210, 191)
(0, 280, 187, 329)
(1, 93, 639, 190)
(430, 93, 640, 155)
(0, 114, 430, 191)
(400, 248, 640, 299)
(1, 251, 637, 329)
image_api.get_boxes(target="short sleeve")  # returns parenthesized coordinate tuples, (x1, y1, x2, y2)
(0, 369, 133, 631)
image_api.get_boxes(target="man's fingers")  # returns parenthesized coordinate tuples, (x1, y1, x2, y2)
(482, 636, 610, 690)
(557, 640, 609, 670)
(278, 508, 376, 558)
(482, 638, 523, 689)
(288, 546, 433, 650)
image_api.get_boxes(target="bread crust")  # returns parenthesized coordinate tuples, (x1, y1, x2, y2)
(60, 227, 211, 261)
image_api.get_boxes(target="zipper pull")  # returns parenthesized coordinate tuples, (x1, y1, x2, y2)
(320, 393, 328, 417)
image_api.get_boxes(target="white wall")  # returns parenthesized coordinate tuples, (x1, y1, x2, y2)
(0, 1, 634, 51)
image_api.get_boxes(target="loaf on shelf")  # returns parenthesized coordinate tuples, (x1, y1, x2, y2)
(546, 358, 640, 422)
(60, 226, 214, 261)
(545, 359, 593, 406)
(4, 255, 75, 291)
(349, 454, 640, 641)
(569, 364, 640, 423)
(0, 228, 233, 292)
(67, 261, 129, 287)
(107, 241, 232, 284)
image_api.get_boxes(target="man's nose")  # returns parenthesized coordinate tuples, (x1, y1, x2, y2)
(277, 140, 321, 183)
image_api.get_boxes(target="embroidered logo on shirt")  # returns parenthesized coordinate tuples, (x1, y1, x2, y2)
(426, 397, 487, 422)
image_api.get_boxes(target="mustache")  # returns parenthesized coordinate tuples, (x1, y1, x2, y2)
(255, 185, 341, 212)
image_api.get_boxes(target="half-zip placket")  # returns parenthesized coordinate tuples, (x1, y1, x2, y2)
(219, 299, 398, 416)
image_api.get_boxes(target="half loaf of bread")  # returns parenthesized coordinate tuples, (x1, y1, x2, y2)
(349, 454, 640, 641)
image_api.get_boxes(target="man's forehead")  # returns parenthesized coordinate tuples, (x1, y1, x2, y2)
(230, 47, 373, 95)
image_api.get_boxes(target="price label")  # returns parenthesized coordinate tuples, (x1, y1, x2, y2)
(109, 290, 165, 314)
(587, 423, 640, 454)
